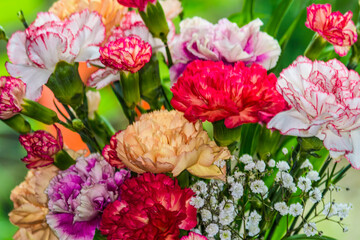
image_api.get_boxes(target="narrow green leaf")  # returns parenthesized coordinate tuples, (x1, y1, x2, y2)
(265, 0, 294, 37)
(284, 234, 337, 240)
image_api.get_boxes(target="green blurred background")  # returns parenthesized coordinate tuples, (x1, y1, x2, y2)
(0, 0, 359, 239)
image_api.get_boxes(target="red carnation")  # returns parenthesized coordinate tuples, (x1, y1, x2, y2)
(100, 173, 197, 240)
(171, 60, 289, 129)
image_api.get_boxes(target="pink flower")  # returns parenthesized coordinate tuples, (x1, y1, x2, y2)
(0, 76, 26, 119)
(117, 0, 156, 11)
(99, 36, 152, 73)
(171, 60, 288, 128)
(102, 131, 126, 169)
(100, 173, 197, 240)
(169, 17, 281, 82)
(181, 232, 208, 240)
(267, 56, 360, 169)
(6, 10, 105, 100)
(19, 125, 63, 169)
(305, 4, 357, 57)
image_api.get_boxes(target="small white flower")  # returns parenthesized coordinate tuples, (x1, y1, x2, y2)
(309, 188, 322, 203)
(303, 222, 317, 237)
(220, 230, 231, 240)
(343, 226, 349, 232)
(336, 203, 352, 219)
(234, 171, 245, 179)
(205, 223, 219, 237)
(276, 161, 290, 171)
(230, 155, 237, 162)
(250, 180, 268, 196)
(190, 196, 205, 209)
(276, 172, 295, 191)
(248, 210, 262, 224)
(255, 160, 266, 172)
(201, 209, 212, 222)
(219, 210, 235, 225)
(214, 159, 226, 168)
(245, 162, 256, 171)
(289, 203, 303, 217)
(191, 228, 202, 235)
(297, 176, 312, 192)
(323, 203, 338, 217)
(300, 159, 313, 169)
(306, 170, 320, 182)
(210, 196, 218, 209)
(239, 154, 253, 164)
(282, 147, 289, 155)
(248, 224, 260, 237)
(268, 159, 276, 167)
(227, 176, 235, 184)
(274, 202, 289, 216)
(220, 200, 235, 213)
(230, 182, 244, 199)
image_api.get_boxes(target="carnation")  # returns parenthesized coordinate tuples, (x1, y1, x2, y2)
(0, 76, 26, 119)
(268, 56, 360, 169)
(171, 60, 288, 128)
(111, 110, 230, 180)
(46, 153, 129, 240)
(99, 173, 197, 239)
(169, 17, 281, 81)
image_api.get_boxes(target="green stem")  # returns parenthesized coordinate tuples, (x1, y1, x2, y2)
(111, 82, 136, 124)
(304, 34, 328, 60)
(161, 85, 173, 111)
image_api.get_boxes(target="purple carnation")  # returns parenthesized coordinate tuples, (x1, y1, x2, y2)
(46, 153, 130, 240)
(169, 17, 281, 83)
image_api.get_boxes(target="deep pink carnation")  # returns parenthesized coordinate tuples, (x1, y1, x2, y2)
(19, 125, 63, 169)
(171, 60, 288, 128)
(117, 0, 156, 11)
(99, 36, 152, 73)
(0, 76, 26, 119)
(99, 173, 197, 240)
(102, 130, 126, 169)
(305, 4, 357, 56)
(181, 232, 208, 240)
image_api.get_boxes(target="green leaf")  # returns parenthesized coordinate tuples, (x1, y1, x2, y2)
(93, 230, 107, 240)
(284, 234, 337, 240)
(265, 0, 294, 37)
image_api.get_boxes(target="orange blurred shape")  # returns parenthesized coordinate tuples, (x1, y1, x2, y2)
(38, 62, 98, 152)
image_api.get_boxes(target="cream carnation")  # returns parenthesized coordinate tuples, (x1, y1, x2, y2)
(113, 110, 230, 180)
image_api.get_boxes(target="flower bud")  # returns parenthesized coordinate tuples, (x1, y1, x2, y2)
(0, 25, 8, 41)
(213, 120, 242, 147)
(72, 119, 85, 131)
(140, 1, 169, 40)
(86, 91, 101, 120)
(19, 125, 63, 169)
(120, 71, 141, 108)
(46, 61, 84, 108)
(2, 114, 31, 134)
(0, 76, 26, 120)
(99, 36, 152, 73)
(117, 0, 156, 11)
(21, 99, 59, 124)
(139, 56, 161, 108)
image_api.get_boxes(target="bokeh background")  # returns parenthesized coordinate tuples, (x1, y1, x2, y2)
(0, 0, 359, 239)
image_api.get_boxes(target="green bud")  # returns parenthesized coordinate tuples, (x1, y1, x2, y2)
(120, 71, 141, 108)
(213, 120, 242, 147)
(256, 127, 282, 159)
(17, 10, 29, 29)
(46, 61, 84, 108)
(0, 26, 8, 42)
(2, 114, 31, 134)
(72, 119, 85, 131)
(140, 1, 169, 41)
(54, 150, 76, 170)
(21, 99, 59, 124)
(139, 56, 162, 109)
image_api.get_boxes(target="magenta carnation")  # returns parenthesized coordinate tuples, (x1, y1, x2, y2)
(117, 0, 156, 11)
(46, 153, 130, 240)
(19, 125, 63, 169)
(0, 76, 26, 120)
(99, 36, 152, 73)
(305, 4, 357, 57)
(171, 60, 288, 128)
(268, 56, 360, 169)
(100, 173, 197, 240)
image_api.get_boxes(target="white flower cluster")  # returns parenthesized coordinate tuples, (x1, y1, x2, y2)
(240, 154, 266, 173)
(323, 202, 352, 219)
(245, 210, 261, 236)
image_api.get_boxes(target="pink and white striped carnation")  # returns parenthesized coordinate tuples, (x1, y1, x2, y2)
(169, 17, 281, 82)
(305, 4, 357, 57)
(181, 232, 208, 240)
(46, 153, 130, 240)
(6, 10, 105, 100)
(19, 125, 63, 169)
(268, 56, 360, 169)
(117, 0, 156, 11)
(99, 36, 152, 73)
(0, 76, 26, 119)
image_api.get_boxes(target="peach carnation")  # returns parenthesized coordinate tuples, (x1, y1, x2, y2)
(110, 110, 230, 180)
(9, 165, 58, 240)
(49, 0, 127, 36)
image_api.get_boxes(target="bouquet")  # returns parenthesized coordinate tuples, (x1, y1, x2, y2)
(1, 0, 359, 239)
